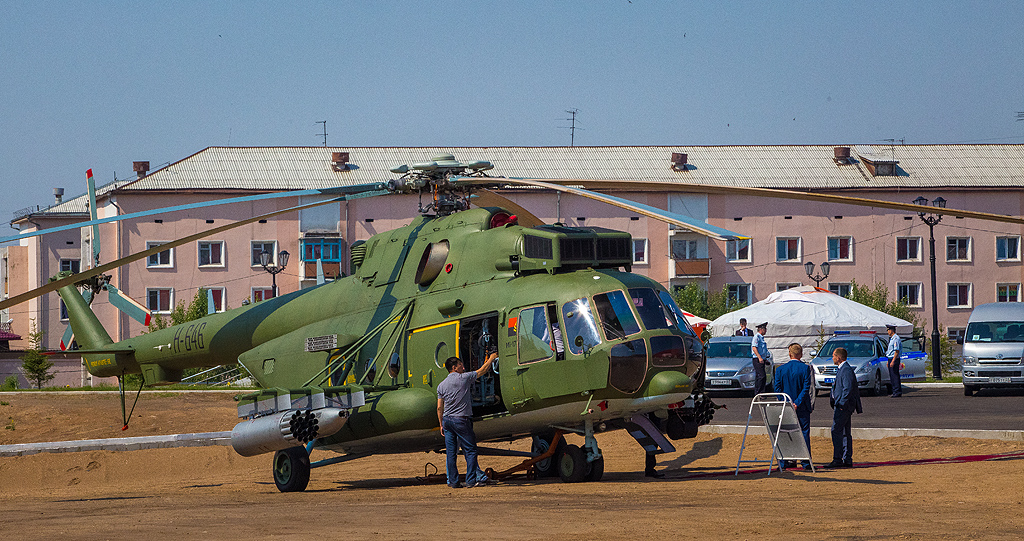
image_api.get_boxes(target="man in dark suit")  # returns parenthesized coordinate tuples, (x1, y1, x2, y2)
(826, 347, 862, 468)
(774, 343, 813, 470)
(736, 318, 753, 336)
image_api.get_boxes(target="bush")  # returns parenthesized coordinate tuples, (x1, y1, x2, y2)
(1, 375, 18, 390)
(673, 283, 745, 322)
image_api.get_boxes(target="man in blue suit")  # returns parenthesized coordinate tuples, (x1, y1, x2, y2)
(774, 343, 813, 470)
(826, 347, 862, 468)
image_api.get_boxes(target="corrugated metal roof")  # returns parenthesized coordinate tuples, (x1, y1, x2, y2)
(31, 144, 1024, 216)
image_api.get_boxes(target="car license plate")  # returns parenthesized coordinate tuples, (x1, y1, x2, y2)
(991, 377, 1012, 383)
(708, 379, 731, 386)
(824, 378, 834, 384)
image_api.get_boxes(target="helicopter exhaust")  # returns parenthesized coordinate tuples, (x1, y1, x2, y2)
(230, 408, 348, 457)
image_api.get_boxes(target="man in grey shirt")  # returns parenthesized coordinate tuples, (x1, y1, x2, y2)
(437, 352, 497, 488)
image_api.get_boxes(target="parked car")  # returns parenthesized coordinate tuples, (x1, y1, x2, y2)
(704, 336, 773, 394)
(960, 302, 1024, 396)
(809, 331, 927, 396)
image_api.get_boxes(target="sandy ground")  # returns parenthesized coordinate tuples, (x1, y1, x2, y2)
(1, 392, 1022, 540)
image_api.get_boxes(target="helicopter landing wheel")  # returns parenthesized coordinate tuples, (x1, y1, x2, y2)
(273, 446, 311, 492)
(558, 444, 588, 483)
(532, 434, 565, 478)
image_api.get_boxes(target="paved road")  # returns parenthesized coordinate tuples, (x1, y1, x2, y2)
(706, 384, 1024, 431)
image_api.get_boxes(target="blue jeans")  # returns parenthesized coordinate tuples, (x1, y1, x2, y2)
(443, 416, 481, 487)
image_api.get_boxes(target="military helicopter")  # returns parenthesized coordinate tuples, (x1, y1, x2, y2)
(2, 154, 1021, 492)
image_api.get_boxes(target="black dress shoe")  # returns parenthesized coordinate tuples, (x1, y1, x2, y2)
(645, 470, 665, 478)
(844, 462, 854, 468)
(823, 461, 845, 468)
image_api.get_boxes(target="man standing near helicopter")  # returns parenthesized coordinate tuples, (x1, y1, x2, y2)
(437, 351, 498, 488)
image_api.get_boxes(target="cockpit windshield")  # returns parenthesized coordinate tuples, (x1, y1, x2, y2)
(562, 297, 602, 355)
(593, 290, 641, 340)
(629, 288, 674, 331)
(656, 290, 698, 337)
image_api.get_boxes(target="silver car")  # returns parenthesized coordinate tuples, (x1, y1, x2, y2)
(704, 336, 772, 394)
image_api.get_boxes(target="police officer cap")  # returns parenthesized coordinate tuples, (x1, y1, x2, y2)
(756, 322, 768, 329)
(885, 324, 897, 331)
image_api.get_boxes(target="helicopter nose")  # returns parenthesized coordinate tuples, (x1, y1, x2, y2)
(643, 369, 692, 399)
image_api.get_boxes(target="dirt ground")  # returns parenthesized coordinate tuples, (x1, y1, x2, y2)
(2, 392, 1022, 540)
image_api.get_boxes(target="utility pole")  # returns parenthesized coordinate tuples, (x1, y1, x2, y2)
(316, 121, 328, 147)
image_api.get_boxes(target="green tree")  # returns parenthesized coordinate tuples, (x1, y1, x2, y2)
(20, 321, 54, 389)
(848, 280, 922, 337)
(147, 288, 209, 331)
(673, 283, 746, 322)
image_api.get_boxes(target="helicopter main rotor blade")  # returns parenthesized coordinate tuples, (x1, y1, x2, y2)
(469, 189, 545, 228)
(524, 179, 1024, 226)
(457, 178, 747, 240)
(0, 193, 385, 312)
(0, 182, 388, 245)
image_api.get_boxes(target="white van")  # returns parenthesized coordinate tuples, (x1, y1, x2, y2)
(960, 302, 1024, 396)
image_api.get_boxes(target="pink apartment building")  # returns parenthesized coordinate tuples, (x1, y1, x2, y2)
(3, 145, 1022, 386)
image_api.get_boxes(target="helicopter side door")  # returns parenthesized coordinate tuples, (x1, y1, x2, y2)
(407, 320, 460, 388)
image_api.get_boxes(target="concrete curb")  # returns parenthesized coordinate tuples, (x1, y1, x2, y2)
(0, 431, 233, 457)
(704, 424, 1024, 442)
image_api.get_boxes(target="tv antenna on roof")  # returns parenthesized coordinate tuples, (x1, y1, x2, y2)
(879, 138, 904, 158)
(559, 108, 582, 146)
(316, 120, 328, 147)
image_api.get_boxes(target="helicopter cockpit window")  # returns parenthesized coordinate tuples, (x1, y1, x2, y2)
(593, 290, 641, 341)
(657, 290, 698, 337)
(562, 298, 602, 355)
(628, 288, 673, 330)
(518, 306, 555, 364)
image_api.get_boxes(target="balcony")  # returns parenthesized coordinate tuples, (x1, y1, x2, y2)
(674, 258, 710, 277)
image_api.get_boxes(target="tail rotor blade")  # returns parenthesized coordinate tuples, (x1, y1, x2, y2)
(60, 326, 75, 351)
(207, 288, 216, 315)
(316, 258, 325, 285)
(105, 284, 152, 326)
(86, 169, 101, 267)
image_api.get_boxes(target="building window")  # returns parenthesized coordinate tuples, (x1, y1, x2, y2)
(207, 287, 226, 312)
(198, 241, 224, 267)
(896, 237, 921, 262)
(726, 239, 751, 262)
(60, 259, 81, 274)
(946, 237, 971, 262)
(252, 287, 274, 303)
(301, 238, 343, 262)
(147, 288, 173, 313)
(996, 283, 1021, 303)
(947, 283, 972, 308)
(146, 242, 173, 268)
(829, 283, 851, 298)
(827, 237, 853, 261)
(996, 236, 1020, 262)
(775, 237, 801, 262)
(947, 327, 966, 343)
(59, 299, 69, 321)
(251, 241, 277, 266)
(776, 283, 801, 292)
(671, 238, 698, 260)
(632, 239, 648, 264)
(727, 283, 751, 307)
(897, 283, 922, 307)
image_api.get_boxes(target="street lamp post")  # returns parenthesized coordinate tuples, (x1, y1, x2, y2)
(914, 196, 946, 379)
(804, 261, 831, 288)
(260, 250, 290, 298)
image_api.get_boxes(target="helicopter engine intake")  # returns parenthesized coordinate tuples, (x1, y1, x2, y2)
(231, 408, 348, 457)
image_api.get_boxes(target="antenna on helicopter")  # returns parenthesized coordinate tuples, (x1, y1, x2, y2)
(316, 120, 327, 147)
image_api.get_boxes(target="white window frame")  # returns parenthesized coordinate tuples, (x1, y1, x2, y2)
(775, 237, 801, 263)
(671, 238, 699, 260)
(207, 287, 227, 312)
(632, 238, 648, 265)
(828, 282, 851, 298)
(726, 238, 751, 263)
(996, 236, 1021, 262)
(896, 236, 922, 262)
(726, 283, 752, 307)
(946, 282, 972, 309)
(147, 287, 174, 314)
(947, 327, 966, 342)
(251, 241, 278, 267)
(198, 240, 225, 268)
(146, 241, 174, 268)
(251, 287, 275, 303)
(827, 236, 853, 262)
(776, 282, 801, 292)
(996, 283, 1021, 303)
(896, 282, 923, 308)
(945, 236, 971, 262)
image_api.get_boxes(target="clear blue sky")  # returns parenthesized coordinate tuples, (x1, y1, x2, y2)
(2, 1, 1022, 227)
